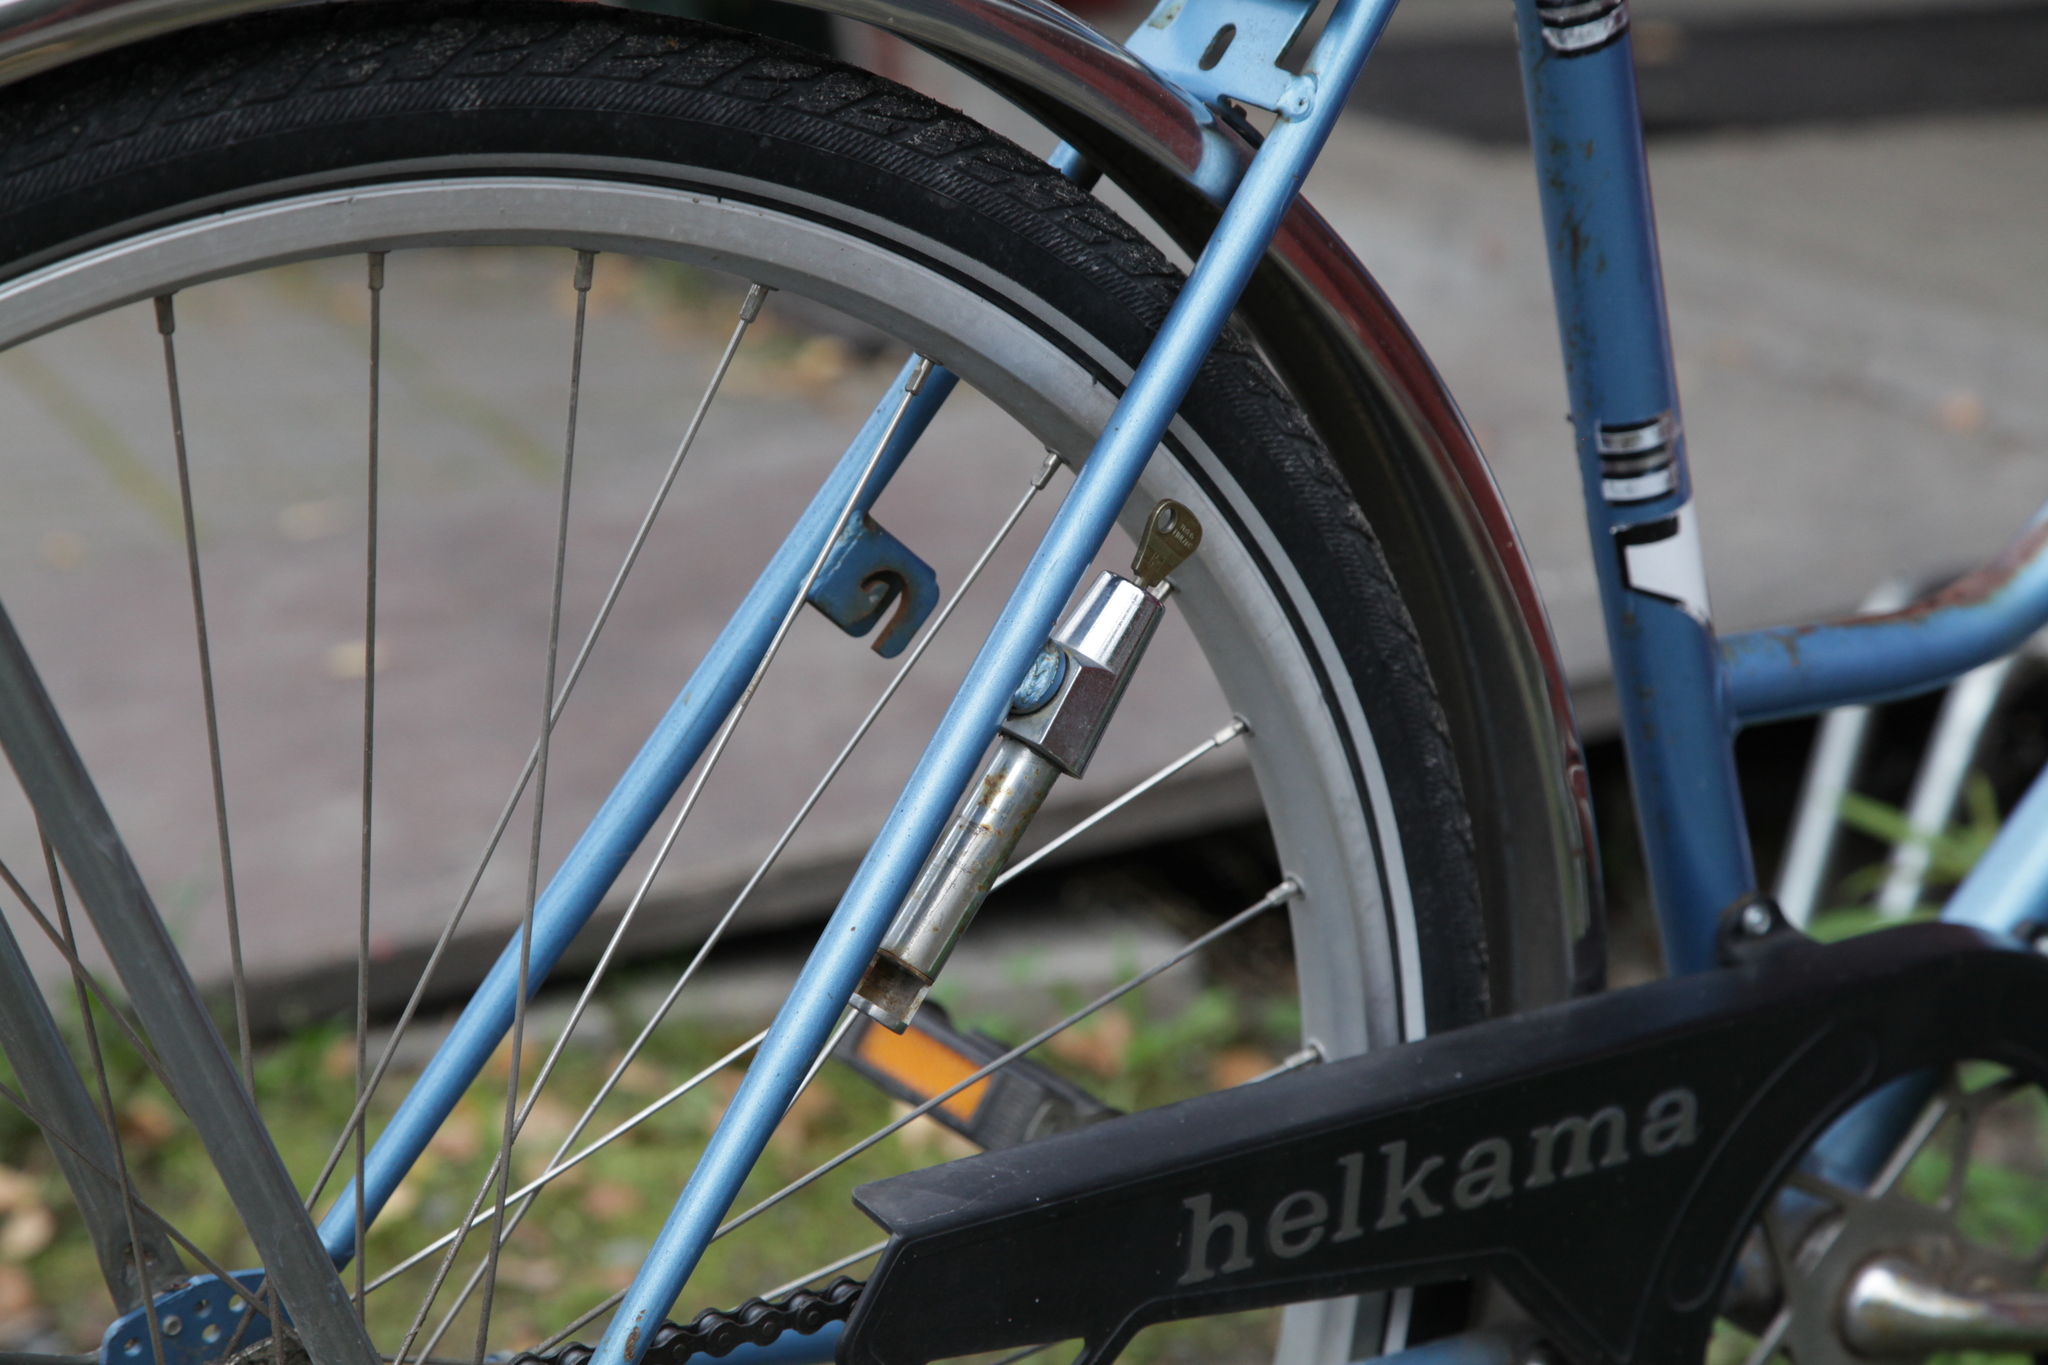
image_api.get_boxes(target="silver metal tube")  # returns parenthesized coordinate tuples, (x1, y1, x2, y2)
(1774, 580, 1911, 927)
(1877, 656, 2015, 916)
(854, 740, 1061, 1030)
(1842, 1257, 2048, 1354)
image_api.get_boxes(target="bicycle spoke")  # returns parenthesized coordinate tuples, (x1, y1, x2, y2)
(1942, 1102, 1978, 1213)
(470, 249, 594, 1365)
(154, 294, 252, 1090)
(0, 1076, 264, 1327)
(469, 443, 1061, 1192)
(984, 1342, 1058, 1365)
(1738, 1309, 1791, 1365)
(990, 716, 1247, 893)
(391, 354, 983, 1338)
(426, 1002, 843, 1360)
(43, 834, 167, 1365)
(530, 1289, 626, 1357)
(1779, 1168, 1856, 1210)
(789, 1009, 857, 1115)
(306, 281, 772, 1217)
(393, 351, 950, 1342)
(401, 1033, 767, 1357)
(757, 1241, 888, 1302)
(377, 1030, 764, 1295)
(1242, 1043, 1324, 1086)
(712, 879, 1299, 1242)
(1866, 1070, 1958, 1198)
(356, 250, 386, 1317)
(531, 878, 1295, 1350)
(0, 856, 164, 1079)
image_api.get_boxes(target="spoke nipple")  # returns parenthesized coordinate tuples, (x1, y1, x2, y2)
(574, 250, 597, 293)
(153, 295, 175, 336)
(367, 252, 386, 292)
(905, 355, 937, 395)
(1215, 716, 1250, 745)
(739, 283, 773, 323)
(1032, 449, 1064, 489)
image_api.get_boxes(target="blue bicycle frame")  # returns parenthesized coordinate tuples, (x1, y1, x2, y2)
(277, 0, 2048, 1356)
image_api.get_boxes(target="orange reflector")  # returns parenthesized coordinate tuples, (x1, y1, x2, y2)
(857, 1020, 990, 1121)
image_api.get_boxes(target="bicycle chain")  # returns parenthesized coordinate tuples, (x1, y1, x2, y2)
(514, 1277, 865, 1365)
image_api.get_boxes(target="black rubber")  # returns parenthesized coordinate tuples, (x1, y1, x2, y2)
(0, 0, 1489, 1030)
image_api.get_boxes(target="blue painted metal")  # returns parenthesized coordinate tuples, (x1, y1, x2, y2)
(588, 0, 1406, 1358)
(1804, 1072, 1941, 1190)
(711, 1321, 842, 1365)
(1722, 504, 2048, 725)
(1124, 0, 1316, 112)
(102, 1272, 273, 1365)
(315, 358, 959, 1262)
(1514, 0, 1752, 974)
(1044, 142, 1101, 188)
(1944, 754, 2048, 937)
(805, 514, 941, 658)
(1357, 1329, 1518, 1365)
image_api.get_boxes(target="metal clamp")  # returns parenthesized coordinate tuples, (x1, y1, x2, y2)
(999, 573, 1167, 778)
(1534, 0, 1630, 54)
(1123, 0, 1317, 112)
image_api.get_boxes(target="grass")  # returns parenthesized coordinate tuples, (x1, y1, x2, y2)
(8, 769, 2035, 1365)
(0, 967, 1298, 1365)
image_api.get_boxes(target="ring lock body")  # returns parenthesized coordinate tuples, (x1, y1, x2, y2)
(854, 571, 1168, 1031)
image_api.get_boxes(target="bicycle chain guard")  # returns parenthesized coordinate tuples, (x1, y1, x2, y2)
(841, 923, 2048, 1365)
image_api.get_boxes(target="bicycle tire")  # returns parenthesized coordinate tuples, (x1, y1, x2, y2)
(0, 3, 1570, 1358)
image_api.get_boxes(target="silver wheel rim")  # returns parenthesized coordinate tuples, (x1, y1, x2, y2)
(0, 172, 1429, 1360)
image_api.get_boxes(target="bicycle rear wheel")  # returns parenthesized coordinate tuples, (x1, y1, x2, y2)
(0, 5, 1578, 1361)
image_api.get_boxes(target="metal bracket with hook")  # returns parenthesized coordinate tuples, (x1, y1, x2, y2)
(806, 515, 941, 658)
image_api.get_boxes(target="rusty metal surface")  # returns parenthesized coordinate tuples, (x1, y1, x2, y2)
(1722, 510, 2048, 723)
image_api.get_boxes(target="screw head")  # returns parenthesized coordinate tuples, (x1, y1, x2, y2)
(1740, 902, 1773, 937)
(1009, 642, 1066, 716)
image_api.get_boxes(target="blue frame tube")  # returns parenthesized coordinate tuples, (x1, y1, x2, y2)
(588, 1, 1405, 1358)
(315, 358, 958, 1261)
(1514, 0, 1753, 973)
(1944, 756, 2048, 937)
(1722, 504, 2048, 725)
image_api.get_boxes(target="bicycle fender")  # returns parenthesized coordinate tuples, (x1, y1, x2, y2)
(841, 923, 2048, 1365)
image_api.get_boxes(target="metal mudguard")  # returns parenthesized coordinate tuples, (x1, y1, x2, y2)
(842, 924, 2048, 1365)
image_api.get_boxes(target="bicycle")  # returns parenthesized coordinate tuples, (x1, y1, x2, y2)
(0, 1, 2036, 1365)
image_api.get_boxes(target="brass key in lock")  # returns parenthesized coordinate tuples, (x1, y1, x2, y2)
(1132, 500, 1202, 589)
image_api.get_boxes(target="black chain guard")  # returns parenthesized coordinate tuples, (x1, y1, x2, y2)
(840, 923, 2048, 1365)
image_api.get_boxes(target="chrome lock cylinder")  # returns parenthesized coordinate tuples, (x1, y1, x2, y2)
(853, 500, 1202, 1032)
(996, 573, 1165, 777)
